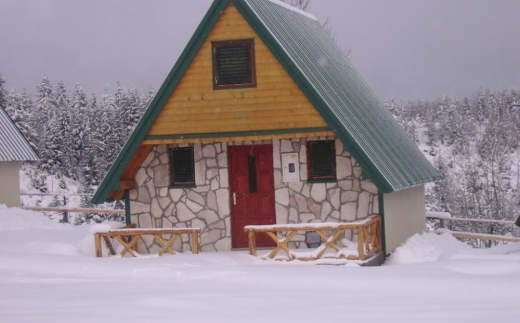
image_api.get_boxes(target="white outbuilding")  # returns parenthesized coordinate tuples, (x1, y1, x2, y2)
(0, 107, 39, 207)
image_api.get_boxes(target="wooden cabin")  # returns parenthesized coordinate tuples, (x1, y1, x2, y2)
(0, 107, 39, 207)
(92, 0, 440, 256)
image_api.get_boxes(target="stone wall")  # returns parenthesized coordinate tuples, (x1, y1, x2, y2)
(129, 143, 231, 253)
(273, 137, 379, 248)
(129, 137, 379, 253)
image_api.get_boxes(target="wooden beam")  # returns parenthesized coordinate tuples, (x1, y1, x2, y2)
(22, 206, 125, 215)
(427, 216, 515, 225)
(119, 179, 135, 190)
(142, 131, 335, 146)
(447, 231, 520, 243)
(111, 190, 125, 201)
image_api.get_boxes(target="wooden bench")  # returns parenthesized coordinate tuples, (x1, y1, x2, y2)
(94, 227, 201, 257)
(244, 215, 382, 261)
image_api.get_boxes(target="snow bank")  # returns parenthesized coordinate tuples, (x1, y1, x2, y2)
(89, 221, 126, 233)
(76, 221, 127, 257)
(385, 232, 472, 265)
(0, 204, 69, 231)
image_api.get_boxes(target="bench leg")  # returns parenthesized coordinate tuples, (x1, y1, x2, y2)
(248, 230, 257, 257)
(192, 233, 199, 254)
(155, 235, 178, 256)
(95, 233, 102, 257)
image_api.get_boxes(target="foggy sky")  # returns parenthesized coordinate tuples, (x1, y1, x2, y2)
(1, 0, 519, 101)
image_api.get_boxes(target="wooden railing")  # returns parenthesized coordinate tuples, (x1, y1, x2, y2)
(244, 215, 382, 261)
(426, 211, 520, 244)
(22, 206, 125, 214)
(22, 206, 125, 223)
(94, 227, 201, 258)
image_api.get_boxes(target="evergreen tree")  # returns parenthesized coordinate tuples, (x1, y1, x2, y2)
(142, 88, 155, 115)
(6, 88, 38, 152)
(101, 86, 119, 173)
(124, 86, 143, 138)
(0, 73, 8, 111)
(54, 80, 72, 175)
(69, 83, 88, 182)
(35, 75, 60, 174)
(82, 92, 100, 186)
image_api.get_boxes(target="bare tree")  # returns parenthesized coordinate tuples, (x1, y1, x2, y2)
(280, 0, 310, 10)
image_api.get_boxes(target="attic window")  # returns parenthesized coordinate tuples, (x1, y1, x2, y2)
(213, 39, 256, 89)
(169, 147, 195, 187)
(307, 140, 336, 181)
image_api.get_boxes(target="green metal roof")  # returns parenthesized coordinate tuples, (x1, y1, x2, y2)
(92, 0, 439, 204)
(0, 107, 39, 162)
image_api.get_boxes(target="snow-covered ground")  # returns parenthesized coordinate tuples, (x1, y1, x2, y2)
(1, 206, 519, 323)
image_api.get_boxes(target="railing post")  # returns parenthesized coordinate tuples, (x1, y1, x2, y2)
(248, 230, 257, 257)
(192, 232, 199, 254)
(95, 233, 102, 257)
(358, 225, 366, 260)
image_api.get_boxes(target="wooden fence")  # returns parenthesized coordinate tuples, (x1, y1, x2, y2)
(21, 193, 124, 223)
(22, 206, 125, 223)
(426, 211, 520, 245)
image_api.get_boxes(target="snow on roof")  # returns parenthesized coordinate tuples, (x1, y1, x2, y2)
(265, 0, 318, 20)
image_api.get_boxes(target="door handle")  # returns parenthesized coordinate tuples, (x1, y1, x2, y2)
(233, 192, 237, 206)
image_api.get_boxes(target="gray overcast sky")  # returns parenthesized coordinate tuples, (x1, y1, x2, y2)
(1, 0, 519, 101)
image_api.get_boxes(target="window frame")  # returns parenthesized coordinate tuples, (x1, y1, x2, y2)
(212, 39, 256, 90)
(307, 140, 337, 182)
(169, 147, 196, 188)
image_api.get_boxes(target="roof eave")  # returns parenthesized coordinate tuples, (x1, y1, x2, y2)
(234, 0, 397, 193)
(91, 0, 232, 204)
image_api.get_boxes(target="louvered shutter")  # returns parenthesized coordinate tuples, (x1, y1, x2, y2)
(171, 147, 195, 184)
(309, 141, 336, 179)
(214, 40, 255, 87)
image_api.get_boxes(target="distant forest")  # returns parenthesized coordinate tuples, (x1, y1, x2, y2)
(0, 74, 153, 192)
(386, 89, 520, 237)
(1, 73, 519, 235)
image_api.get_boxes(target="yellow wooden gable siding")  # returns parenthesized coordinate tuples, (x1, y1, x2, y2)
(147, 3, 328, 138)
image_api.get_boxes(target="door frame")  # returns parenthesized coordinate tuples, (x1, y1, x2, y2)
(228, 144, 277, 249)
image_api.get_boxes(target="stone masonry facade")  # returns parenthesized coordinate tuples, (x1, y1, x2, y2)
(129, 137, 379, 253)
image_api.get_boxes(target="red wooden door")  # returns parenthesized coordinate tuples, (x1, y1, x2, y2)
(229, 145, 276, 249)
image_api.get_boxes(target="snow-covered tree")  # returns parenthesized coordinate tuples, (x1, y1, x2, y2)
(6, 88, 38, 151)
(69, 83, 89, 182)
(35, 75, 61, 174)
(0, 73, 8, 111)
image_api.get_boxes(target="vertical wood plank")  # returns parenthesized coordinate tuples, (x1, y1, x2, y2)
(192, 232, 199, 254)
(248, 230, 257, 256)
(95, 233, 102, 257)
(358, 225, 366, 260)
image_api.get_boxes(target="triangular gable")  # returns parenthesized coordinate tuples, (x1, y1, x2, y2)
(147, 2, 328, 138)
(93, 0, 439, 204)
(93, 0, 331, 203)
